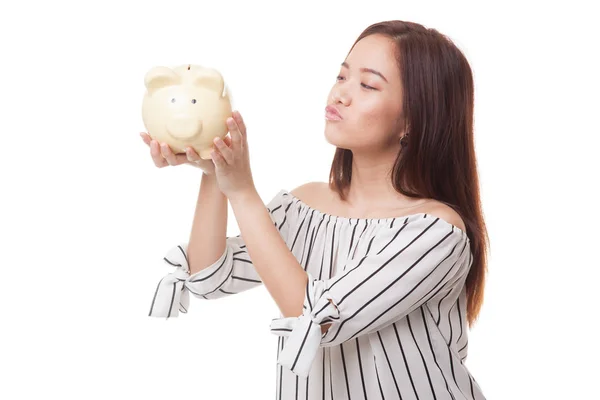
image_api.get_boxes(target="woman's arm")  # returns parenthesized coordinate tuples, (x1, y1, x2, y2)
(229, 189, 308, 318)
(148, 188, 293, 317)
(187, 173, 228, 275)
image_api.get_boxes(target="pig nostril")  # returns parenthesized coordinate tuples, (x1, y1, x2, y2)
(191, 99, 196, 104)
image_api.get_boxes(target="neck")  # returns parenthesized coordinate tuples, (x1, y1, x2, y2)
(344, 147, 415, 209)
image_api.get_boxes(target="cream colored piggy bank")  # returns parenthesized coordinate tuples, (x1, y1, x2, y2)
(142, 64, 232, 159)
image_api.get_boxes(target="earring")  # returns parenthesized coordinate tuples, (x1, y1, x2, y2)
(400, 133, 409, 147)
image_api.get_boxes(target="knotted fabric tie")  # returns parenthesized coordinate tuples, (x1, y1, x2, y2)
(148, 244, 191, 319)
(269, 273, 340, 378)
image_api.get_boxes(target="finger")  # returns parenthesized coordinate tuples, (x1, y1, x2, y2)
(211, 148, 225, 168)
(213, 137, 233, 164)
(185, 146, 212, 164)
(174, 153, 191, 165)
(150, 140, 168, 167)
(212, 135, 232, 148)
(232, 111, 246, 138)
(166, 146, 190, 165)
(160, 143, 179, 166)
(185, 146, 201, 163)
(227, 117, 243, 151)
(140, 132, 152, 147)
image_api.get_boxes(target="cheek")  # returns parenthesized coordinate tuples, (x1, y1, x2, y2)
(355, 99, 396, 132)
(358, 106, 383, 126)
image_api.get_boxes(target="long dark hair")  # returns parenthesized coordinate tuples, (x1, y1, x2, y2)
(329, 20, 489, 328)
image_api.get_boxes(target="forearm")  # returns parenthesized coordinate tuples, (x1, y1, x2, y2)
(228, 189, 308, 318)
(229, 189, 331, 332)
(187, 173, 228, 275)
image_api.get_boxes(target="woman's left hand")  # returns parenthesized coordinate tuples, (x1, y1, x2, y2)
(211, 110, 256, 200)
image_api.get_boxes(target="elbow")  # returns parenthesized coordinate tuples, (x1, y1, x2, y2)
(321, 323, 332, 335)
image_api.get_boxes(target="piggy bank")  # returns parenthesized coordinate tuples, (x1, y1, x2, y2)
(142, 64, 233, 159)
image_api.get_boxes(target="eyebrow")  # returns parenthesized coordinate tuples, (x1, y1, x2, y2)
(341, 62, 388, 83)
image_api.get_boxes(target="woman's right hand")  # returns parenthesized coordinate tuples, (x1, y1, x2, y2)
(140, 132, 231, 175)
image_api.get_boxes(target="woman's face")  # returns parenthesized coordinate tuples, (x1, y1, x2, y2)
(324, 34, 405, 153)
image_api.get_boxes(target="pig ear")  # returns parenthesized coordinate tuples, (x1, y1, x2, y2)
(194, 68, 226, 97)
(144, 67, 181, 95)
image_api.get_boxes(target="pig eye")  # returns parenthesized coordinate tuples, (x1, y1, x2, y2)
(171, 98, 176, 103)
(191, 99, 197, 104)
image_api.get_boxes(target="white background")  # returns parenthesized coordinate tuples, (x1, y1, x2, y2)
(1, 0, 598, 398)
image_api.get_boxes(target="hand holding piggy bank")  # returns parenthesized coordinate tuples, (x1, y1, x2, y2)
(141, 64, 233, 160)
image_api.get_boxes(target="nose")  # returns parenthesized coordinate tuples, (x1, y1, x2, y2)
(331, 86, 350, 106)
(166, 116, 203, 140)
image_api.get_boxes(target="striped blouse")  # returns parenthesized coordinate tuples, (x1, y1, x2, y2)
(149, 189, 486, 400)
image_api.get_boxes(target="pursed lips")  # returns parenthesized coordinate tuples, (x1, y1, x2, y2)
(325, 105, 343, 121)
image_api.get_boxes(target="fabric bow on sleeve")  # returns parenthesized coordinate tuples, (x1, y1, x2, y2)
(147, 244, 191, 319)
(269, 272, 340, 378)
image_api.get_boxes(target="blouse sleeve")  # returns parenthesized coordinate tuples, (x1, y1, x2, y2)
(148, 189, 293, 318)
(269, 215, 472, 378)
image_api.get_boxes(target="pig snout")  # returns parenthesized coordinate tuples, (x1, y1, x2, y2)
(166, 116, 203, 140)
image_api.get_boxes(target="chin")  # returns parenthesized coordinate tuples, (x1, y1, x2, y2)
(324, 123, 352, 149)
(324, 123, 340, 143)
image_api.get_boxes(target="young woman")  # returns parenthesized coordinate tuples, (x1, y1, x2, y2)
(144, 19, 488, 400)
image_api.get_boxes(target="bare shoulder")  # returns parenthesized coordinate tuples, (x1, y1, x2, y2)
(425, 201, 467, 233)
(290, 181, 326, 203)
(289, 182, 466, 232)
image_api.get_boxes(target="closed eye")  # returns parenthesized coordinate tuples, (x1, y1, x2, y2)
(336, 75, 376, 90)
